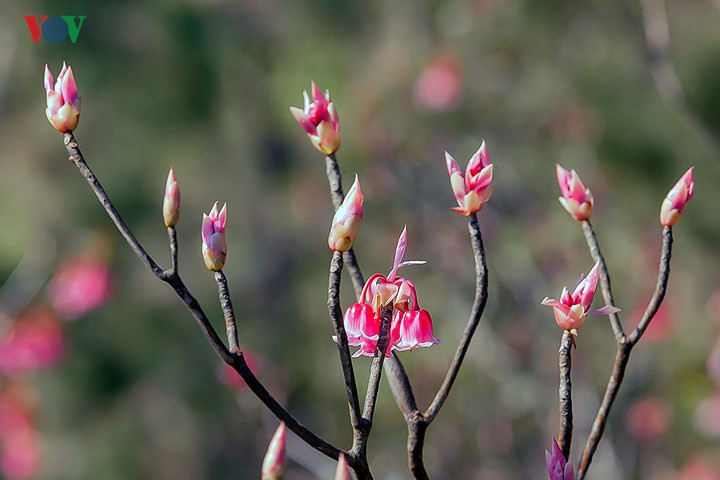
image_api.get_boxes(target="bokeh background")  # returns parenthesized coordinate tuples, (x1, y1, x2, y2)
(1, 0, 720, 478)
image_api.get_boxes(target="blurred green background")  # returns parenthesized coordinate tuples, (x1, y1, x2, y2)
(1, 0, 720, 478)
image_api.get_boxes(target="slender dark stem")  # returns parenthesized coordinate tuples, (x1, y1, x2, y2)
(627, 227, 673, 345)
(581, 220, 625, 343)
(62, 132, 342, 460)
(64, 133, 164, 279)
(576, 227, 673, 479)
(361, 306, 393, 426)
(557, 330, 573, 460)
(322, 151, 420, 447)
(214, 271, 240, 354)
(167, 227, 179, 275)
(328, 251, 362, 430)
(424, 213, 488, 423)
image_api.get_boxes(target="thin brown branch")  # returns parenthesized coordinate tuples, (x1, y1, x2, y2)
(576, 227, 673, 479)
(627, 227, 673, 345)
(328, 251, 362, 430)
(62, 132, 342, 461)
(424, 213, 488, 423)
(322, 151, 420, 436)
(361, 306, 394, 426)
(582, 220, 625, 343)
(557, 330, 573, 460)
(167, 227, 179, 275)
(214, 271, 240, 354)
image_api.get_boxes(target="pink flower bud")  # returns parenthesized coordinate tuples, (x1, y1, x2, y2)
(290, 82, 341, 155)
(546, 438, 574, 480)
(660, 167, 694, 227)
(556, 164, 593, 221)
(44, 63, 81, 133)
(445, 142, 494, 216)
(262, 423, 286, 480)
(328, 175, 364, 252)
(541, 261, 620, 335)
(163, 168, 181, 228)
(201, 202, 227, 272)
(334, 453, 352, 480)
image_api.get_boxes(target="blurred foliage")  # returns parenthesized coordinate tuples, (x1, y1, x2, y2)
(1, 0, 720, 478)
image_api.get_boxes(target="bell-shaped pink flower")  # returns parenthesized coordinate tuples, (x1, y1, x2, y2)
(290, 82, 341, 155)
(546, 438, 574, 480)
(660, 167, 694, 227)
(445, 142, 494, 216)
(340, 227, 438, 357)
(163, 168, 181, 228)
(262, 423, 286, 480)
(44, 63, 81, 133)
(201, 202, 227, 272)
(328, 175, 364, 252)
(541, 261, 620, 335)
(334, 453, 352, 480)
(556, 164, 593, 221)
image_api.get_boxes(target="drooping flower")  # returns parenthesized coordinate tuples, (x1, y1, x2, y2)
(545, 438, 574, 480)
(44, 63, 80, 133)
(541, 261, 620, 335)
(328, 175, 364, 252)
(48, 258, 113, 320)
(556, 164, 593, 221)
(290, 82, 341, 155)
(660, 167, 694, 227)
(262, 423, 286, 480)
(334, 453, 352, 480)
(445, 142, 494, 216)
(340, 227, 438, 357)
(163, 168, 181, 228)
(201, 202, 227, 272)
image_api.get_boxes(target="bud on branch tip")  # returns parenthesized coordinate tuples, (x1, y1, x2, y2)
(556, 164, 593, 221)
(329, 175, 364, 252)
(163, 168, 181, 228)
(290, 81, 341, 155)
(445, 141, 494, 216)
(262, 423, 286, 480)
(541, 261, 620, 335)
(44, 62, 81, 133)
(201, 202, 227, 272)
(660, 167, 694, 227)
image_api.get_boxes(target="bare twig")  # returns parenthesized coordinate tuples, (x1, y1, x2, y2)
(576, 227, 673, 479)
(322, 152, 421, 440)
(62, 132, 342, 461)
(167, 227, 179, 275)
(327, 251, 362, 430)
(557, 330, 573, 460)
(582, 220, 625, 343)
(424, 213, 489, 422)
(361, 306, 394, 426)
(214, 271, 240, 354)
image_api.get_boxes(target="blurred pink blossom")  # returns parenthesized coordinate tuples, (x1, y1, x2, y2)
(0, 310, 65, 376)
(679, 457, 720, 480)
(48, 258, 113, 320)
(626, 397, 670, 440)
(0, 391, 40, 480)
(413, 55, 462, 111)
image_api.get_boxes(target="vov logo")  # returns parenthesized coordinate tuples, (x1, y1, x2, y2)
(24, 16, 86, 44)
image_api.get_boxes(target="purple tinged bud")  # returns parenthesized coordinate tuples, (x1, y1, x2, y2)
(163, 168, 181, 228)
